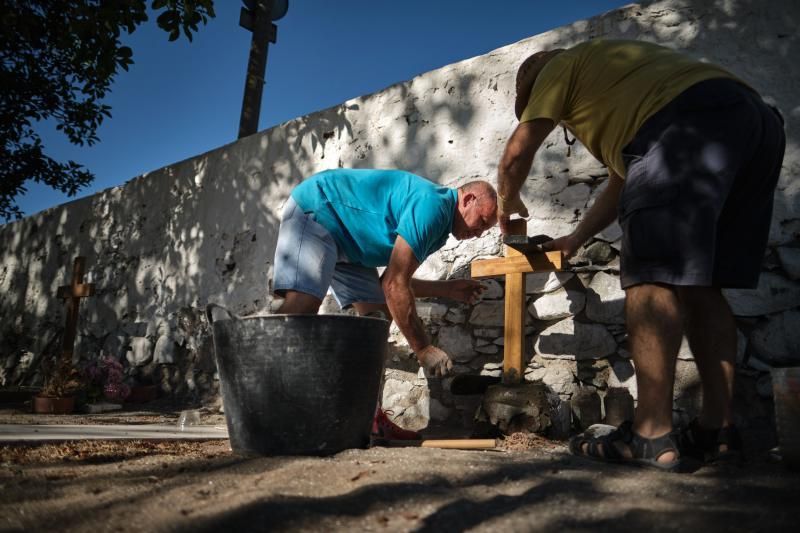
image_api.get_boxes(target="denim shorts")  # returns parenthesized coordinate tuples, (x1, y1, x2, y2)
(618, 78, 785, 289)
(272, 197, 386, 308)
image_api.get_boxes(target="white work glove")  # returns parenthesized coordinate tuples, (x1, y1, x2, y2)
(416, 345, 453, 378)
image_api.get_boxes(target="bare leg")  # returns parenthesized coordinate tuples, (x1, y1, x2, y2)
(577, 282, 682, 463)
(276, 291, 322, 314)
(676, 286, 736, 429)
(626, 283, 683, 440)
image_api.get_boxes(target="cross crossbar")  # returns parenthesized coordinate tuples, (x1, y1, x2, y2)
(469, 221, 563, 384)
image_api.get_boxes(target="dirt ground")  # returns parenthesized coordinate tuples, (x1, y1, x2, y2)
(1, 404, 799, 533)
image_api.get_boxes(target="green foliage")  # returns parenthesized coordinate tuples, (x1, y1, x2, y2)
(0, 0, 216, 221)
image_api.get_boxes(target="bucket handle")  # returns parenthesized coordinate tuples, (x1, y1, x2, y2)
(206, 303, 241, 325)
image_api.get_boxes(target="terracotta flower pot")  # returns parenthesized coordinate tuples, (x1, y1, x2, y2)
(33, 395, 75, 414)
(126, 384, 158, 404)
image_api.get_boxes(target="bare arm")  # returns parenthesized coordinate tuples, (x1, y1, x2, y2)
(497, 118, 555, 232)
(381, 236, 429, 352)
(545, 170, 624, 256)
(411, 278, 485, 304)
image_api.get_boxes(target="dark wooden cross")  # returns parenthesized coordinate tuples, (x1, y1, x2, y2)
(56, 257, 95, 364)
(470, 220, 563, 384)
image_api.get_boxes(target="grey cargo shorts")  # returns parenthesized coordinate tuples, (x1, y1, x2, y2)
(618, 78, 786, 289)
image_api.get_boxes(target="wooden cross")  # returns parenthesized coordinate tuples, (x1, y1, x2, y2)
(56, 257, 95, 364)
(470, 220, 562, 384)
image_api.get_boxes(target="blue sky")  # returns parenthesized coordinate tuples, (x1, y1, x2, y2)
(16, 0, 630, 218)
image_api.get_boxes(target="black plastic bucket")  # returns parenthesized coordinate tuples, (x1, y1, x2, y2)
(207, 305, 389, 456)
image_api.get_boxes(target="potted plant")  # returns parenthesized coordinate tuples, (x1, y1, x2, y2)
(33, 358, 84, 414)
(82, 354, 131, 404)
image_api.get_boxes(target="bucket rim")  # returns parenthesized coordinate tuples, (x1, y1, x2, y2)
(211, 313, 390, 325)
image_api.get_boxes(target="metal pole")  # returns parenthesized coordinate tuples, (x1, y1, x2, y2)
(238, 0, 274, 139)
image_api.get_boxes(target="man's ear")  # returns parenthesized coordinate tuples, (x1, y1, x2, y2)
(462, 192, 476, 206)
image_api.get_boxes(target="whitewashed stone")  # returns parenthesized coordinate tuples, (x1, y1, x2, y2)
(127, 337, 153, 366)
(449, 233, 502, 273)
(736, 329, 747, 366)
(535, 318, 617, 360)
(608, 359, 637, 400)
(416, 302, 449, 323)
(582, 241, 615, 263)
(585, 272, 625, 324)
(677, 336, 694, 360)
(525, 360, 575, 396)
(437, 325, 475, 363)
(474, 328, 502, 338)
(723, 273, 800, 317)
(528, 288, 586, 320)
(382, 377, 415, 406)
(673, 360, 702, 401)
(153, 334, 176, 364)
(776, 247, 800, 280)
(388, 323, 411, 349)
(7, 351, 34, 385)
(480, 362, 502, 376)
(475, 345, 499, 355)
(598, 221, 623, 243)
(429, 398, 452, 422)
(444, 307, 466, 324)
(748, 356, 773, 372)
(414, 253, 449, 280)
(525, 272, 574, 294)
(750, 309, 800, 367)
(480, 279, 503, 300)
(318, 294, 342, 314)
(523, 185, 585, 239)
(468, 301, 504, 327)
(756, 374, 773, 398)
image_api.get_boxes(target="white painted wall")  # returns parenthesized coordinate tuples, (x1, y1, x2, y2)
(1, 0, 798, 426)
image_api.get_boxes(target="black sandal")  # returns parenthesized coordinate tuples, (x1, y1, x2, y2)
(569, 421, 683, 472)
(678, 419, 743, 464)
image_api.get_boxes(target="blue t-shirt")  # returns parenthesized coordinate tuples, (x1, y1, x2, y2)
(291, 169, 457, 267)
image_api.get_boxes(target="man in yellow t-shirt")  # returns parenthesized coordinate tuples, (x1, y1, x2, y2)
(497, 39, 785, 471)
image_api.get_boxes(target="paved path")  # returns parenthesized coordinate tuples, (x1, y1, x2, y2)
(0, 424, 229, 441)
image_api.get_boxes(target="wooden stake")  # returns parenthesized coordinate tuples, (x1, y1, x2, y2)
(377, 439, 498, 450)
(56, 257, 95, 364)
(502, 220, 526, 384)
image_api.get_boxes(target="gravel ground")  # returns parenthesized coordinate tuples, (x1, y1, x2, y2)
(1, 403, 799, 532)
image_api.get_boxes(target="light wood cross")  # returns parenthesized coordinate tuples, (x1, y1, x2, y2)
(470, 220, 563, 384)
(56, 256, 95, 363)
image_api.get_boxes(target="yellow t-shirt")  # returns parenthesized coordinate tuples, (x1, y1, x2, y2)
(520, 39, 741, 177)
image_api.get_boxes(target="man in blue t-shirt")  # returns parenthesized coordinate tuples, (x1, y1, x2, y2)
(273, 168, 498, 381)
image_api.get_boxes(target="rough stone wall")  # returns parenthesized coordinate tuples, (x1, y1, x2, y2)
(1, 0, 798, 432)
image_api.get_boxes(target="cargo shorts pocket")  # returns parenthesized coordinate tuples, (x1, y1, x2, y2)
(619, 145, 683, 262)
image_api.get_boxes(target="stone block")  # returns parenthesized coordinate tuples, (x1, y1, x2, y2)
(528, 288, 586, 320)
(724, 273, 800, 317)
(585, 271, 625, 324)
(750, 309, 800, 367)
(535, 317, 617, 360)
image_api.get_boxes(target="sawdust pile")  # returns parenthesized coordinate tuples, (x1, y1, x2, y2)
(499, 432, 561, 452)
